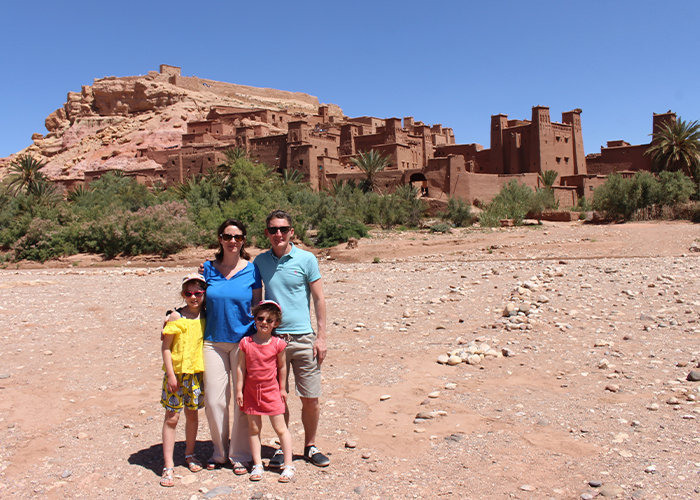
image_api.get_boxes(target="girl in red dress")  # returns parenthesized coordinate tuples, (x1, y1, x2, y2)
(236, 300, 294, 482)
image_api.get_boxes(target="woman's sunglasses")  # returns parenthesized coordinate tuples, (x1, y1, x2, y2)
(220, 233, 245, 242)
(183, 290, 205, 298)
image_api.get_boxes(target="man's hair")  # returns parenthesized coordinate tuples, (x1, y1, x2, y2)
(265, 209, 292, 227)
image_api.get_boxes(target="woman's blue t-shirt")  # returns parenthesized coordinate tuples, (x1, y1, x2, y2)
(202, 260, 262, 343)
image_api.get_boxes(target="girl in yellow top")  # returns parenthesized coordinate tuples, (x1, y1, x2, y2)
(160, 273, 207, 487)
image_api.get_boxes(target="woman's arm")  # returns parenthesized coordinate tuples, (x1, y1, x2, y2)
(252, 287, 262, 307)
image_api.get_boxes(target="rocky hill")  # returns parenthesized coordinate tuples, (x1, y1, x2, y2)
(0, 65, 342, 182)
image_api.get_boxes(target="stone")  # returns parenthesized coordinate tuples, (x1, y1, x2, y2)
(599, 484, 624, 497)
(428, 391, 440, 398)
(466, 354, 482, 365)
(379, 394, 391, 401)
(361, 451, 371, 459)
(437, 354, 449, 364)
(588, 480, 602, 487)
(687, 370, 700, 382)
(0, 374, 10, 379)
(415, 411, 434, 420)
(61, 470, 72, 479)
(644, 464, 656, 474)
(345, 439, 357, 448)
(503, 303, 517, 317)
(444, 382, 457, 390)
(501, 347, 515, 357)
(605, 384, 620, 392)
(204, 486, 234, 498)
(519, 485, 535, 491)
(447, 355, 463, 366)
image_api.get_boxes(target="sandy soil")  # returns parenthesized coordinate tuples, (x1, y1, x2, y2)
(0, 221, 698, 499)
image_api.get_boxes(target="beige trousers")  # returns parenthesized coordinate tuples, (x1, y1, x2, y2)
(203, 341, 251, 464)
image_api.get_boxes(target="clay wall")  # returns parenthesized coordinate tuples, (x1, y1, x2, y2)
(249, 135, 287, 168)
(161, 149, 227, 184)
(347, 116, 384, 132)
(424, 154, 540, 205)
(586, 144, 651, 175)
(159, 64, 181, 77)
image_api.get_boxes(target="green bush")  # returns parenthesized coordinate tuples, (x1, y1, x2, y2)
(657, 170, 695, 205)
(12, 218, 77, 262)
(430, 222, 452, 233)
(593, 171, 696, 220)
(480, 180, 534, 226)
(315, 217, 368, 247)
(441, 197, 473, 227)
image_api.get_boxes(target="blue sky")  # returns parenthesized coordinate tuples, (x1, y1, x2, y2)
(1, 1, 698, 158)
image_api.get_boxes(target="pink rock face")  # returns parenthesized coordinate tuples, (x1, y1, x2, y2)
(3, 67, 330, 183)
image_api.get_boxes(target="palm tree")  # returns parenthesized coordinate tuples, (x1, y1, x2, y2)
(350, 149, 391, 193)
(282, 168, 305, 185)
(645, 118, 700, 184)
(6, 154, 48, 195)
(538, 169, 559, 189)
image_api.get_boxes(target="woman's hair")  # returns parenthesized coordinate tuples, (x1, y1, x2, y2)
(215, 218, 251, 261)
(252, 302, 282, 324)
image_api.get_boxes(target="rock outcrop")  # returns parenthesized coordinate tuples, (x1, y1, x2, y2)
(0, 66, 342, 183)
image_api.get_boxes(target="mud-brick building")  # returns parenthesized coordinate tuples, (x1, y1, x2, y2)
(434, 106, 586, 177)
(147, 105, 454, 191)
(421, 106, 587, 206)
(585, 112, 676, 175)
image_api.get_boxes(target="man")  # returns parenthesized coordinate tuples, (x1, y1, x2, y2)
(253, 210, 329, 468)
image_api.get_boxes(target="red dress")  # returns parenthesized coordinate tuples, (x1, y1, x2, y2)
(239, 335, 287, 415)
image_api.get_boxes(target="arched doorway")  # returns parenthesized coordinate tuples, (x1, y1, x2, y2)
(409, 173, 429, 197)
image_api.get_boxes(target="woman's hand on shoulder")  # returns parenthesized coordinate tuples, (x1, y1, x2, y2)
(166, 310, 182, 323)
(198, 261, 207, 275)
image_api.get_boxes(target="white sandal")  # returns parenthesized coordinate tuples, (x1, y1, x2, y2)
(249, 464, 264, 481)
(278, 465, 296, 483)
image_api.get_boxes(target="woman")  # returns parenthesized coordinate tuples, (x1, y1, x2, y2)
(201, 219, 262, 474)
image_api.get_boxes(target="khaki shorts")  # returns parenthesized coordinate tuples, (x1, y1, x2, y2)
(285, 332, 321, 399)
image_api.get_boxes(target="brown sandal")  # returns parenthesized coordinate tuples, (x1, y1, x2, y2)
(160, 467, 174, 487)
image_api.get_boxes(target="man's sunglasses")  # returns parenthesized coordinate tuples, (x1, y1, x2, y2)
(183, 290, 205, 298)
(266, 226, 291, 234)
(220, 233, 245, 242)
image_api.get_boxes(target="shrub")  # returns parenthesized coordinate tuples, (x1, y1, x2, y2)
(75, 201, 196, 258)
(315, 217, 368, 248)
(12, 218, 77, 262)
(657, 170, 695, 205)
(430, 222, 452, 233)
(592, 173, 633, 220)
(479, 180, 534, 226)
(441, 197, 473, 227)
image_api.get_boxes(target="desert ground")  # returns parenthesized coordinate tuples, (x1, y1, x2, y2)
(0, 221, 698, 499)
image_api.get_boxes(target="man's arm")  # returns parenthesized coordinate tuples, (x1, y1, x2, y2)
(309, 278, 327, 365)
